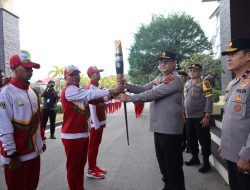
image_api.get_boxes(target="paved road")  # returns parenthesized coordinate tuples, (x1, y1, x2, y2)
(0, 103, 229, 190)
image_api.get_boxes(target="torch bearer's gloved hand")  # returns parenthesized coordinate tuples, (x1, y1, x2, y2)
(119, 94, 131, 102)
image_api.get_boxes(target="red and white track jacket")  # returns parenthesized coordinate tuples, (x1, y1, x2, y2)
(61, 84, 109, 139)
(86, 81, 109, 129)
(0, 77, 46, 164)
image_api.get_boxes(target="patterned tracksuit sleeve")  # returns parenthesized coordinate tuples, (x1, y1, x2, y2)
(65, 85, 109, 102)
(0, 89, 17, 156)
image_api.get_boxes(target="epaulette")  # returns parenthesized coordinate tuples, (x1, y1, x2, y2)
(163, 74, 175, 84)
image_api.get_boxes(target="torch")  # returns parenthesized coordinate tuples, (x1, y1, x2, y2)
(114, 40, 129, 146)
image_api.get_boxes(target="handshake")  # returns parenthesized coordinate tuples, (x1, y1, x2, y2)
(108, 80, 132, 102)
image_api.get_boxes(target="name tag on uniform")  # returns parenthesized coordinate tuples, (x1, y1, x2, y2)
(18, 101, 24, 107)
(0, 102, 6, 109)
(236, 89, 247, 93)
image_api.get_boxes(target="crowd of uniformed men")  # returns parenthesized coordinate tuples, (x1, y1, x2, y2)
(0, 38, 250, 190)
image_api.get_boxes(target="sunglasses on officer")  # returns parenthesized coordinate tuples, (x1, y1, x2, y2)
(159, 59, 172, 65)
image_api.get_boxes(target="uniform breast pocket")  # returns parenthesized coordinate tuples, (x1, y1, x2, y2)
(231, 101, 246, 118)
(231, 93, 247, 119)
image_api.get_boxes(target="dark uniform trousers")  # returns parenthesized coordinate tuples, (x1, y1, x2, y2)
(186, 118, 211, 158)
(42, 109, 56, 136)
(182, 121, 189, 151)
(154, 132, 185, 190)
(227, 160, 250, 190)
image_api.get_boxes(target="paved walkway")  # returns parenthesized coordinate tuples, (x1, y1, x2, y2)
(0, 103, 229, 190)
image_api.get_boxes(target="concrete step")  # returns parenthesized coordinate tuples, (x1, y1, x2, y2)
(209, 118, 228, 184)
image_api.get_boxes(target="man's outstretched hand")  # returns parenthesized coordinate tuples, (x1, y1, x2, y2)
(109, 85, 124, 96)
(119, 94, 131, 102)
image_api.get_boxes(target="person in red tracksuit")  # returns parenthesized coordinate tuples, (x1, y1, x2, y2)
(0, 52, 46, 190)
(61, 65, 121, 190)
(86, 66, 109, 179)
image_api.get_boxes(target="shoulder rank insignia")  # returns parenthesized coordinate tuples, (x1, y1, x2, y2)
(163, 75, 175, 84)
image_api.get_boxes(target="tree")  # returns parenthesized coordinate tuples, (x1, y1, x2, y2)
(180, 53, 224, 102)
(48, 66, 65, 93)
(79, 74, 118, 89)
(48, 66, 64, 79)
(99, 76, 117, 88)
(128, 12, 212, 84)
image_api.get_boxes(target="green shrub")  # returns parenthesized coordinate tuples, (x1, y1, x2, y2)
(213, 88, 221, 103)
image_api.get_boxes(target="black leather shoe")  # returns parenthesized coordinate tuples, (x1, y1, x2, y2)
(185, 148, 190, 153)
(198, 163, 211, 173)
(50, 136, 56, 139)
(185, 157, 200, 166)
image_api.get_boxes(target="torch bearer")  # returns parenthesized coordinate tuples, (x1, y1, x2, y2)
(114, 40, 129, 146)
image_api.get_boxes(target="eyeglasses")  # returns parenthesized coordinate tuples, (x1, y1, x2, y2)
(159, 59, 171, 65)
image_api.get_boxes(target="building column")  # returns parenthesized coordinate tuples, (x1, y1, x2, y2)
(0, 6, 19, 77)
(220, 0, 250, 93)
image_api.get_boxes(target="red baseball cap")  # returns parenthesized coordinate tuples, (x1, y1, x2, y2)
(87, 66, 104, 77)
(10, 52, 40, 69)
(64, 65, 80, 76)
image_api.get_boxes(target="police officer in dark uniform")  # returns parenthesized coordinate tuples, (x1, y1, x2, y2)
(220, 39, 250, 190)
(120, 50, 185, 190)
(184, 64, 213, 173)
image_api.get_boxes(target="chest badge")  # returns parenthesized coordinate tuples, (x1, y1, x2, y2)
(234, 95, 242, 102)
(234, 104, 241, 112)
(243, 78, 250, 83)
(153, 79, 161, 85)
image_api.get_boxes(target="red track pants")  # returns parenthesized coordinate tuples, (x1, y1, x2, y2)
(62, 138, 89, 190)
(88, 126, 104, 170)
(4, 156, 40, 190)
